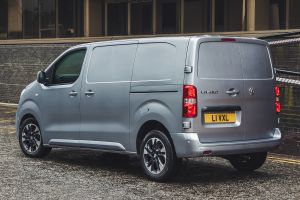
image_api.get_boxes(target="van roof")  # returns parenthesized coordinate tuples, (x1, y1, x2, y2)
(72, 35, 268, 49)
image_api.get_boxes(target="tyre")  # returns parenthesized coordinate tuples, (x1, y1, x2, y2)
(140, 130, 177, 182)
(228, 152, 267, 172)
(19, 117, 51, 158)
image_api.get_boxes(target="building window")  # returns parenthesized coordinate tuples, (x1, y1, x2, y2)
(0, 0, 8, 39)
(131, 0, 152, 35)
(107, 2, 128, 36)
(40, 0, 56, 38)
(289, 0, 300, 28)
(184, 0, 211, 33)
(58, 0, 84, 37)
(1, 0, 84, 39)
(215, 0, 243, 32)
(255, 0, 286, 30)
(23, 0, 39, 38)
(157, 0, 180, 34)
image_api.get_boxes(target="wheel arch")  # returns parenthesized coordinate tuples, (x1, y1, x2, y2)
(136, 120, 176, 155)
(16, 100, 42, 138)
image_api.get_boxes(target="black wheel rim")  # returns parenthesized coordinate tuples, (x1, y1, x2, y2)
(143, 137, 167, 175)
(21, 123, 41, 153)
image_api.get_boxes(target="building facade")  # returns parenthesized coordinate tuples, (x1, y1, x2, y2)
(0, 0, 300, 135)
(1, 0, 300, 40)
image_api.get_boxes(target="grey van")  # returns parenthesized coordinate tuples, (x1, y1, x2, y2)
(16, 36, 281, 181)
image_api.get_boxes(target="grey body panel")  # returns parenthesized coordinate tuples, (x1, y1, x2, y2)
(128, 37, 189, 152)
(16, 36, 281, 158)
(80, 41, 138, 150)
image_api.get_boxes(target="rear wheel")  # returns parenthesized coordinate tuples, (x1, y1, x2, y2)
(140, 130, 177, 182)
(228, 152, 267, 172)
(19, 117, 51, 158)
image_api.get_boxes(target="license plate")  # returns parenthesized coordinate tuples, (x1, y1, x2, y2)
(204, 112, 236, 124)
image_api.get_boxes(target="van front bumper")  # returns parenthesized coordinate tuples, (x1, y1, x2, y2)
(171, 128, 282, 158)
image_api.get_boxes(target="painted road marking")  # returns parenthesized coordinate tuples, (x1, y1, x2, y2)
(268, 156, 300, 165)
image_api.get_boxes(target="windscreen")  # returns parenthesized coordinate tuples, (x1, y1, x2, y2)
(198, 42, 273, 79)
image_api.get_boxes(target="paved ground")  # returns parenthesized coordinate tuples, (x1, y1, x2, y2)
(0, 104, 299, 200)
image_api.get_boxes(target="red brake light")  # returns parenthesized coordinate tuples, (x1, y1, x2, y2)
(221, 38, 236, 42)
(183, 85, 197, 118)
(275, 86, 280, 97)
(275, 102, 281, 113)
(275, 85, 281, 113)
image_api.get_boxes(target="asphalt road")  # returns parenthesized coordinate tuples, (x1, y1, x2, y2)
(0, 104, 299, 200)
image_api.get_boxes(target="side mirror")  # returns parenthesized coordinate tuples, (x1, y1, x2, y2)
(37, 71, 46, 84)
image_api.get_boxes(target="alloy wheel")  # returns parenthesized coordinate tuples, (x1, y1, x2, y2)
(21, 123, 41, 153)
(143, 137, 167, 175)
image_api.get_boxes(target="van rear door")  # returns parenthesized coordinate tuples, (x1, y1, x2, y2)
(194, 40, 275, 143)
(239, 43, 276, 140)
(195, 41, 245, 143)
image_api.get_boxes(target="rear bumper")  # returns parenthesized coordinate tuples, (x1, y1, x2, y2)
(171, 128, 282, 158)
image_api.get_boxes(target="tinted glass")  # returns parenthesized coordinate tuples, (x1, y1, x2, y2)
(240, 43, 272, 79)
(157, 0, 179, 34)
(23, 0, 39, 38)
(107, 3, 128, 35)
(53, 49, 86, 84)
(184, 0, 211, 33)
(0, 0, 8, 39)
(289, 0, 300, 28)
(58, 0, 84, 37)
(131, 1, 152, 35)
(198, 42, 272, 79)
(87, 44, 137, 82)
(40, 0, 56, 38)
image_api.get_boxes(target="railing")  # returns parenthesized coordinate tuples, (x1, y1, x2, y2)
(275, 69, 300, 77)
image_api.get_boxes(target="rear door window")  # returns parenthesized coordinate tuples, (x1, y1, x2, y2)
(198, 42, 272, 79)
(240, 43, 272, 79)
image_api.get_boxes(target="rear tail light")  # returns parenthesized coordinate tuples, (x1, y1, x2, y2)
(275, 102, 281, 113)
(275, 86, 281, 113)
(183, 85, 197, 118)
(275, 86, 280, 97)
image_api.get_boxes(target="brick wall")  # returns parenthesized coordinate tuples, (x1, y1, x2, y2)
(0, 44, 74, 103)
(0, 40, 299, 134)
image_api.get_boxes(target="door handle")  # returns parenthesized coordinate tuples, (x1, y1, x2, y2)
(69, 91, 78, 97)
(226, 89, 240, 95)
(85, 90, 94, 96)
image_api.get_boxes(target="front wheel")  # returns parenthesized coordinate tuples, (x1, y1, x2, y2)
(19, 117, 51, 158)
(228, 152, 267, 172)
(140, 130, 177, 182)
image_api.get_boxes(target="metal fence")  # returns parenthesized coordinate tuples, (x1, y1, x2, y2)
(268, 37, 300, 134)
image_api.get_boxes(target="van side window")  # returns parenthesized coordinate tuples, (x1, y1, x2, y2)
(87, 44, 137, 83)
(51, 49, 86, 85)
(132, 43, 176, 81)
